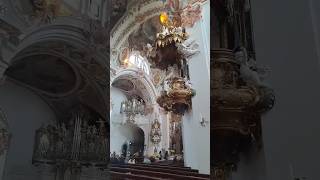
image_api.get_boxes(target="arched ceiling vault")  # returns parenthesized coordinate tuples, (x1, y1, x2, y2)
(5, 39, 109, 123)
(111, 69, 158, 107)
(110, 0, 164, 52)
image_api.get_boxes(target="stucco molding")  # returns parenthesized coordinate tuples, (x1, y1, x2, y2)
(112, 68, 158, 106)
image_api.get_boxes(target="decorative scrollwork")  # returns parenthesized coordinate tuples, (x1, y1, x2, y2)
(150, 119, 161, 144)
(157, 77, 195, 115)
(212, 47, 275, 176)
(33, 111, 108, 167)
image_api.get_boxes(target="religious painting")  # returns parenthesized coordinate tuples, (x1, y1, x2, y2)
(150, 119, 161, 144)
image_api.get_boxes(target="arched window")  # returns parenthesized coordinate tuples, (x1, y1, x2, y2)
(128, 53, 150, 75)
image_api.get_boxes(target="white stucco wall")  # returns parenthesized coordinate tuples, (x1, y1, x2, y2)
(0, 80, 57, 180)
(110, 86, 128, 154)
(182, 1, 210, 175)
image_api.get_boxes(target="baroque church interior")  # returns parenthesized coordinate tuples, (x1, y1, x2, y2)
(0, 0, 320, 180)
(0, 0, 210, 179)
(110, 0, 210, 179)
(0, 0, 110, 179)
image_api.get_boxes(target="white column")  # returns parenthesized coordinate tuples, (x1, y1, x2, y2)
(159, 109, 169, 151)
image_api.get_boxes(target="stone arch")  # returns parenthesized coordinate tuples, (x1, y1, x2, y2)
(125, 124, 145, 157)
(110, 0, 164, 49)
(111, 68, 158, 107)
(111, 68, 163, 156)
(10, 23, 106, 67)
(1, 22, 109, 120)
(110, 122, 146, 156)
(8, 52, 82, 98)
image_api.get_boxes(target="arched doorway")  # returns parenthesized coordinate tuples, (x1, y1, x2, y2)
(110, 68, 163, 158)
(123, 124, 145, 161)
(127, 125, 145, 157)
(111, 122, 145, 162)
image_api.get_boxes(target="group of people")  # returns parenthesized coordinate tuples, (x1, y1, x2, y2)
(110, 151, 124, 164)
(111, 148, 175, 165)
(158, 150, 169, 161)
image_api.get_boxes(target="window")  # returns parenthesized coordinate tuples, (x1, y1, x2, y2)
(128, 53, 150, 75)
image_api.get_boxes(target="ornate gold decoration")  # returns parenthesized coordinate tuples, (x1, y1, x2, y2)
(211, 0, 276, 177)
(212, 48, 275, 177)
(119, 47, 130, 66)
(156, 26, 188, 48)
(159, 12, 170, 26)
(155, 3, 188, 49)
(150, 1, 200, 115)
(157, 77, 194, 115)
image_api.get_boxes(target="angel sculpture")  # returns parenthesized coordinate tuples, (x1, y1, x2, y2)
(145, 43, 156, 58)
(234, 47, 260, 86)
(163, 66, 180, 92)
(184, 77, 192, 88)
(176, 39, 200, 59)
(235, 47, 271, 87)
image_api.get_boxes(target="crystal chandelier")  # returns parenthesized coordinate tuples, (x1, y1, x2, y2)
(120, 98, 145, 123)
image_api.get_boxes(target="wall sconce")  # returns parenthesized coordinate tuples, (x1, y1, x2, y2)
(200, 115, 209, 127)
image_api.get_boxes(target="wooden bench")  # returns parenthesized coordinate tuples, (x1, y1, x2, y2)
(111, 167, 210, 180)
(113, 163, 197, 172)
(112, 164, 209, 178)
(110, 171, 166, 180)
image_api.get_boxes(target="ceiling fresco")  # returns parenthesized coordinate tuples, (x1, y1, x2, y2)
(111, 0, 205, 67)
(128, 16, 162, 54)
